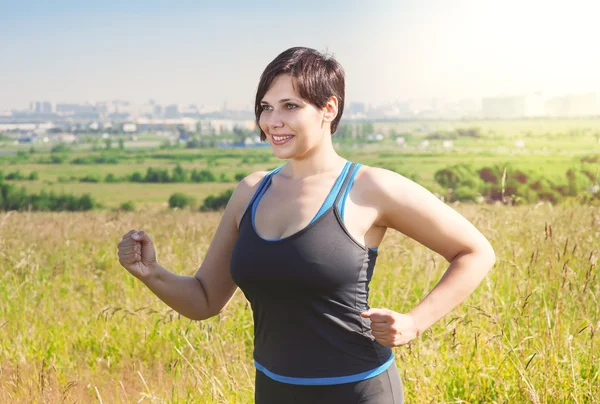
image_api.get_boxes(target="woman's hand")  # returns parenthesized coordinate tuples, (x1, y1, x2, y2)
(117, 230, 158, 281)
(361, 308, 418, 347)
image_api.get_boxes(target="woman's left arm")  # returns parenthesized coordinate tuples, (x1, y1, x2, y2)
(359, 167, 496, 347)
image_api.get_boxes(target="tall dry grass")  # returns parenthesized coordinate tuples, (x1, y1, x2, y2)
(0, 204, 598, 403)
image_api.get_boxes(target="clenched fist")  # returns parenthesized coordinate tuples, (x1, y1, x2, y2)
(361, 308, 418, 347)
(117, 230, 158, 280)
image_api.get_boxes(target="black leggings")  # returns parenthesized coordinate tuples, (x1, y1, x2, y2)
(255, 364, 404, 404)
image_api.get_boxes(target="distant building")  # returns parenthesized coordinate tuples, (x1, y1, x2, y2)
(56, 102, 99, 118)
(136, 117, 197, 132)
(30, 101, 53, 114)
(545, 93, 598, 117)
(524, 93, 545, 117)
(122, 123, 138, 133)
(164, 104, 181, 119)
(482, 95, 527, 118)
(348, 102, 366, 115)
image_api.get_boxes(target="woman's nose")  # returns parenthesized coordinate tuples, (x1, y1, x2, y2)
(267, 110, 284, 129)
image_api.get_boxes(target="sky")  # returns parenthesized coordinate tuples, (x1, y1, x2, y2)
(1, 0, 599, 111)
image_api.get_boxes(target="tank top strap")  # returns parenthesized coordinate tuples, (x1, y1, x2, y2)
(337, 163, 363, 220)
(244, 166, 283, 217)
(333, 162, 358, 207)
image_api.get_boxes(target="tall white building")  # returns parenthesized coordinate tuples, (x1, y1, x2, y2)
(545, 93, 598, 117)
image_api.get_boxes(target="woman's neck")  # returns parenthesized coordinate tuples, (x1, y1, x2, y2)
(281, 136, 346, 181)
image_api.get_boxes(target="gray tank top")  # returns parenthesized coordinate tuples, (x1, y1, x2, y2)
(230, 161, 394, 385)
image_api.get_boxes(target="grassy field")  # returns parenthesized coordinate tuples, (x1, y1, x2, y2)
(1, 118, 599, 402)
(0, 205, 598, 402)
(3, 146, 599, 209)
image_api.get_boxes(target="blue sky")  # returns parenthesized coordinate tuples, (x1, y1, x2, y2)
(1, 0, 599, 110)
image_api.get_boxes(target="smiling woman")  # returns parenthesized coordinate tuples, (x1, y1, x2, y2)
(118, 47, 496, 404)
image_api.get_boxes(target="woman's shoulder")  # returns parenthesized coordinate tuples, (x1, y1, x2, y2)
(352, 164, 436, 211)
(353, 164, 414, 194)
(232, 171, 269, 203)
(227, 171, 271, 221)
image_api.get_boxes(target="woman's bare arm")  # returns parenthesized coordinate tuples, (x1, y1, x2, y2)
(121, 172, 267, 320)
(362, 166, 496, 336)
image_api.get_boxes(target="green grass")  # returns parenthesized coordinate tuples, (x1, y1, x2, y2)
(13, 181, 235, 209)
(0, 205, 598, 402)
(3, 147, 598, 208)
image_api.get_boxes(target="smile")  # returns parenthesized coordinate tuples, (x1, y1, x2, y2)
(272, 134, 295, 145)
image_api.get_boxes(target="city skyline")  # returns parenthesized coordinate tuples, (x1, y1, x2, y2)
(2, 0, 600, 111)
(8, 90, 600, 121)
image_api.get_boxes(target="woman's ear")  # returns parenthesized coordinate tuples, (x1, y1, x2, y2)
(323, 96, 339, 125)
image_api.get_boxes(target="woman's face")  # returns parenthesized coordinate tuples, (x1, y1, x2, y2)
(259, 74, 329, 160)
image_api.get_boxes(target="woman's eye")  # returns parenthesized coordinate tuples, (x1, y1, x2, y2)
(285, 103, 298, 110)
(261, 105, 272, 111)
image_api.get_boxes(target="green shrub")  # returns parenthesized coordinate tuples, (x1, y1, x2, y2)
(170, 164, 187, 182)
(190, 169, 216, 183)
(80, 175, 101, 183)
(145, 167, 171, 183)
(72, 155, 120, 164)
(452, 186, 479, 202)
(434, 164, 480, 189)
(219, 172, 232, 182)
(119, 201, 136, 212)
(0, 183, 97, 211)
(50, 155, 65, 164)
(28, 171, 39, 180)
(566, 169, 592, 197)
(201, 189, 234, 211)
(168, 193, 196, 209)
(5, 171, 25, 180)
(234, 172, 248, 182)
(51, 144, 70, 153)
(129, 172, 143, 182)
(105, 173, 120, 183)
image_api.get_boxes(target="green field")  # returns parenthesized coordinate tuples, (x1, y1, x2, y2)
(2, 121, 600, 209)
(1, 118, 599, 402)
(0, 205, 598, 402)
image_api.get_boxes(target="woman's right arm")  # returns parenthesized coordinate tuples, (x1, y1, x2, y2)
(117, 172, 267, 321)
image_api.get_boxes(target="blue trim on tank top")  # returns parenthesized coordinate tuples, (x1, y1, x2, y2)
(309, 161, 351, 226)
(251, 161, 351, 242)
(338, 163, 362, 220)
(250, 162, 378, 252)
(336, 163, 378, 253)
(254, 353, 395, 386)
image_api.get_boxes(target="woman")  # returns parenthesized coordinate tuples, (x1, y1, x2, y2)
(118, 47, 496, 403)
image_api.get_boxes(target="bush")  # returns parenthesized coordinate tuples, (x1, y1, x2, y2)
(5, 171, 25, 180)
(58, 176, 77, 183)
(51, 144, 70, 153)
(129, 172, 143, 182)
(50, 155, 65, 164)
(28, 171, 39, 180)
(168, 193, 196, 209)
(171, 164, 188, 182)
(219, 172, 232, 182)
(145, 167, 171, 183)
(190, 169, 216, 183)
(72, 155, 120, 164)
(0, 183, 97, 211)
(452, 186, 479, 202)
(80, 175, 101, 183)
(119, 201, 136, 212)
(201, 189, 234, 211)
(234, 171, 248, 182)
(434, 164, 480, 189)
(105, 173, 120, 183)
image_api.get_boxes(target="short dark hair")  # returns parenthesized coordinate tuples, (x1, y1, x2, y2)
(255, 47, 345, 141)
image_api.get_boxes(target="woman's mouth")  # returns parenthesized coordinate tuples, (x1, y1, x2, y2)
(271, 134, 295, 146)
